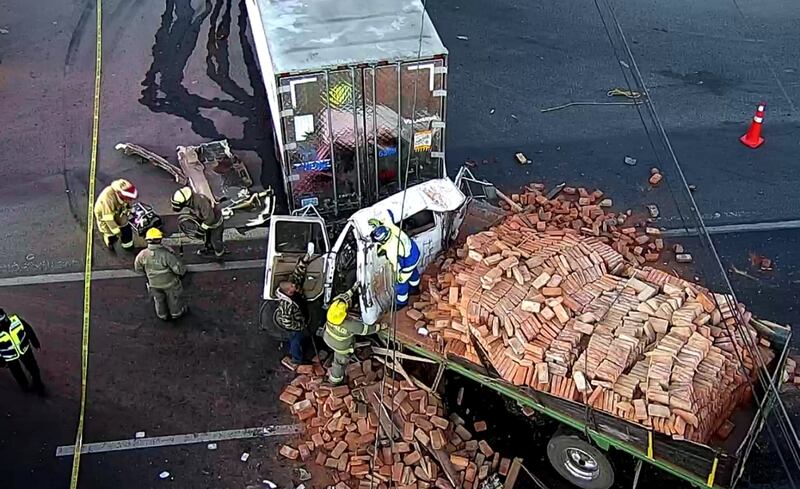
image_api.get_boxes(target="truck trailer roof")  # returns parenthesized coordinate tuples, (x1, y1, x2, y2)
(249, 0, 448, 74)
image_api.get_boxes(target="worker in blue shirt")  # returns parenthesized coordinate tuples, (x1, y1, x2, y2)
(368, 210, 421, 307)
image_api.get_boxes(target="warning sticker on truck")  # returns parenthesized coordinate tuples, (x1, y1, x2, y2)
(413, 130, 432, 152)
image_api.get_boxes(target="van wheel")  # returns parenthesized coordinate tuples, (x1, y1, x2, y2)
(547, 432, 614, 489)
(259, 301, 290, 340)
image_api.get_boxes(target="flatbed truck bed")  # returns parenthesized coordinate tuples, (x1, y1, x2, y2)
(381, 310, 790, 489)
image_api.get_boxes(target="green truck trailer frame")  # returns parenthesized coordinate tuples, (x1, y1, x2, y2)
(382, 317, 790, 489)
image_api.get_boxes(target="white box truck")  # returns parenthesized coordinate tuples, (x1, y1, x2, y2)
(245, 0, 449, 218)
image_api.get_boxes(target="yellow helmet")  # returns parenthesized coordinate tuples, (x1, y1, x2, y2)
(326, 299, 349, 325)
(145, 228, 164, 241)
(171, 187, 192, 210)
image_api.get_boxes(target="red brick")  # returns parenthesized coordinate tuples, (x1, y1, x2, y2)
(430, 429, 445, 450)
(473, 421, 487, 432)
(279, 445, 299, 460)
(296, 364, 314, 375)
(279, 391, 298, 405)
(403, 450, 422, 465)
(392, 442, 411, 453)
(331, 384, 351, 397)
(414, 428, 430, 446)
(450, 454, 469, 468)
(499, 458, 511, 476)
(430, 415, 449, 430)
(330, 440, 348, 458)
(392, 462, 405, 482)
(478, 440, 494, 457)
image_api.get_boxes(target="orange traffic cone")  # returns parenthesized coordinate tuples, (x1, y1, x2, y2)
(740, 102, 766, 148)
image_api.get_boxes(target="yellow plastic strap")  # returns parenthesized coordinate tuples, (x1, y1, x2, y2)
(647, 431, 653, 459)
(706, 457, 718, 487)
(70, 0, 102, 486)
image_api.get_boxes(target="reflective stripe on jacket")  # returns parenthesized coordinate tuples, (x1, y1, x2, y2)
(323, 318, 380, 354)
(376, 220, 419, 281)
(0, 316, 30, 361)
(94, 185, 131, 236)
(134, 244, 186, 289)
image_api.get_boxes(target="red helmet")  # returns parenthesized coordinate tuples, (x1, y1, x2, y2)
(111, 179, 138, 200)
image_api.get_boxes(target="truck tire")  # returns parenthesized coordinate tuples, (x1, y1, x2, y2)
(258, 300, 290, 340)
(547, 433, 614, 489)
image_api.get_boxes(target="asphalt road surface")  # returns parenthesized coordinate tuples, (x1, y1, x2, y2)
(0, 0, 798, 487)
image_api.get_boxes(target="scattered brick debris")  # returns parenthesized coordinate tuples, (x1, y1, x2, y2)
(279, 356, 511, 489)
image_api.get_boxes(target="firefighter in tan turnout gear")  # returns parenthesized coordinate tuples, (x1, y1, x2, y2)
(95, 179, 138, 251)
(323, 284, 386, 385)
(134, 228, 188, 320)
(171, 186, 226, 258)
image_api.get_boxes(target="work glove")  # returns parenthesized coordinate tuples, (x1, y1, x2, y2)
(368, 218, 382, 228)
(305, 242, 315, 260)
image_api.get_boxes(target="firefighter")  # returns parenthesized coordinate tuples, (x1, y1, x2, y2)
(323, 285, 386, 385)
(368, 210, 421, 307)
(171, 187, 226, 259)
(95, 179, 138, 251)
(275, 243, 314, 370)
(0, 309, 45, 394)
(134, 228, 188, 320)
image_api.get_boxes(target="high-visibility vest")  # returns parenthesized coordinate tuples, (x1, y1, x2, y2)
(0, 315, 30, 361)
(323, 321, 356, 355)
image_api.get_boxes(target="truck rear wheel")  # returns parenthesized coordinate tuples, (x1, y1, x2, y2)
(547, 432, 614, 489)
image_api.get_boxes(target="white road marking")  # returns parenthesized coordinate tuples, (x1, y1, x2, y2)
(661, 219, 800, 237)
(0, 259, 264, 288)
(55, 424, 302, 456)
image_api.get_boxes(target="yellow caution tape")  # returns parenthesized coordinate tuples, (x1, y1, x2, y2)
(647, 431, 653, 459)
(70, 0, 103, 486)
(706, 457, 719, 487)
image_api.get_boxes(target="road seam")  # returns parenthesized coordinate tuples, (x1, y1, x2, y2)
(0, 259, 265, 288)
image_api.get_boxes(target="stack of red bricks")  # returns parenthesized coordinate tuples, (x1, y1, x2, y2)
(279, 358, 512, 489)
(407, 184, 777, 444)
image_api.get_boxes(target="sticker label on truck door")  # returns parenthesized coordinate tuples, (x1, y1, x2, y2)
(413, 130, 432, 152)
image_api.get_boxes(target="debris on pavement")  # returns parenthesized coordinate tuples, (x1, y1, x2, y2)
(646, 204, 660, 219)
(496, 183, 665, 265)
(262, 480, 277, 488)
(135, 431, 146, 438)
(159, 471, 170, 480)
(207, 443, 217, 450)
(402, 181, 778, 443)
(0, 28, 8, 35)
(675, 253, 694, 263)
(624, 156, 637, 166)
(279, 356, 514, 488)
(296, 467, 312, 481)
(649, 168, 663, 186)
(514, 153, 531, 165)
(241, 452, 250, 462)
(750, 252, 774, 271)
(457, 35, 469, 40)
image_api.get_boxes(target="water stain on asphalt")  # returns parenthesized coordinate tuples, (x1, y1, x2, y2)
(64, 0, 95, 70)
(138, 0, 284, 201)
(656, 69, 735, 96)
